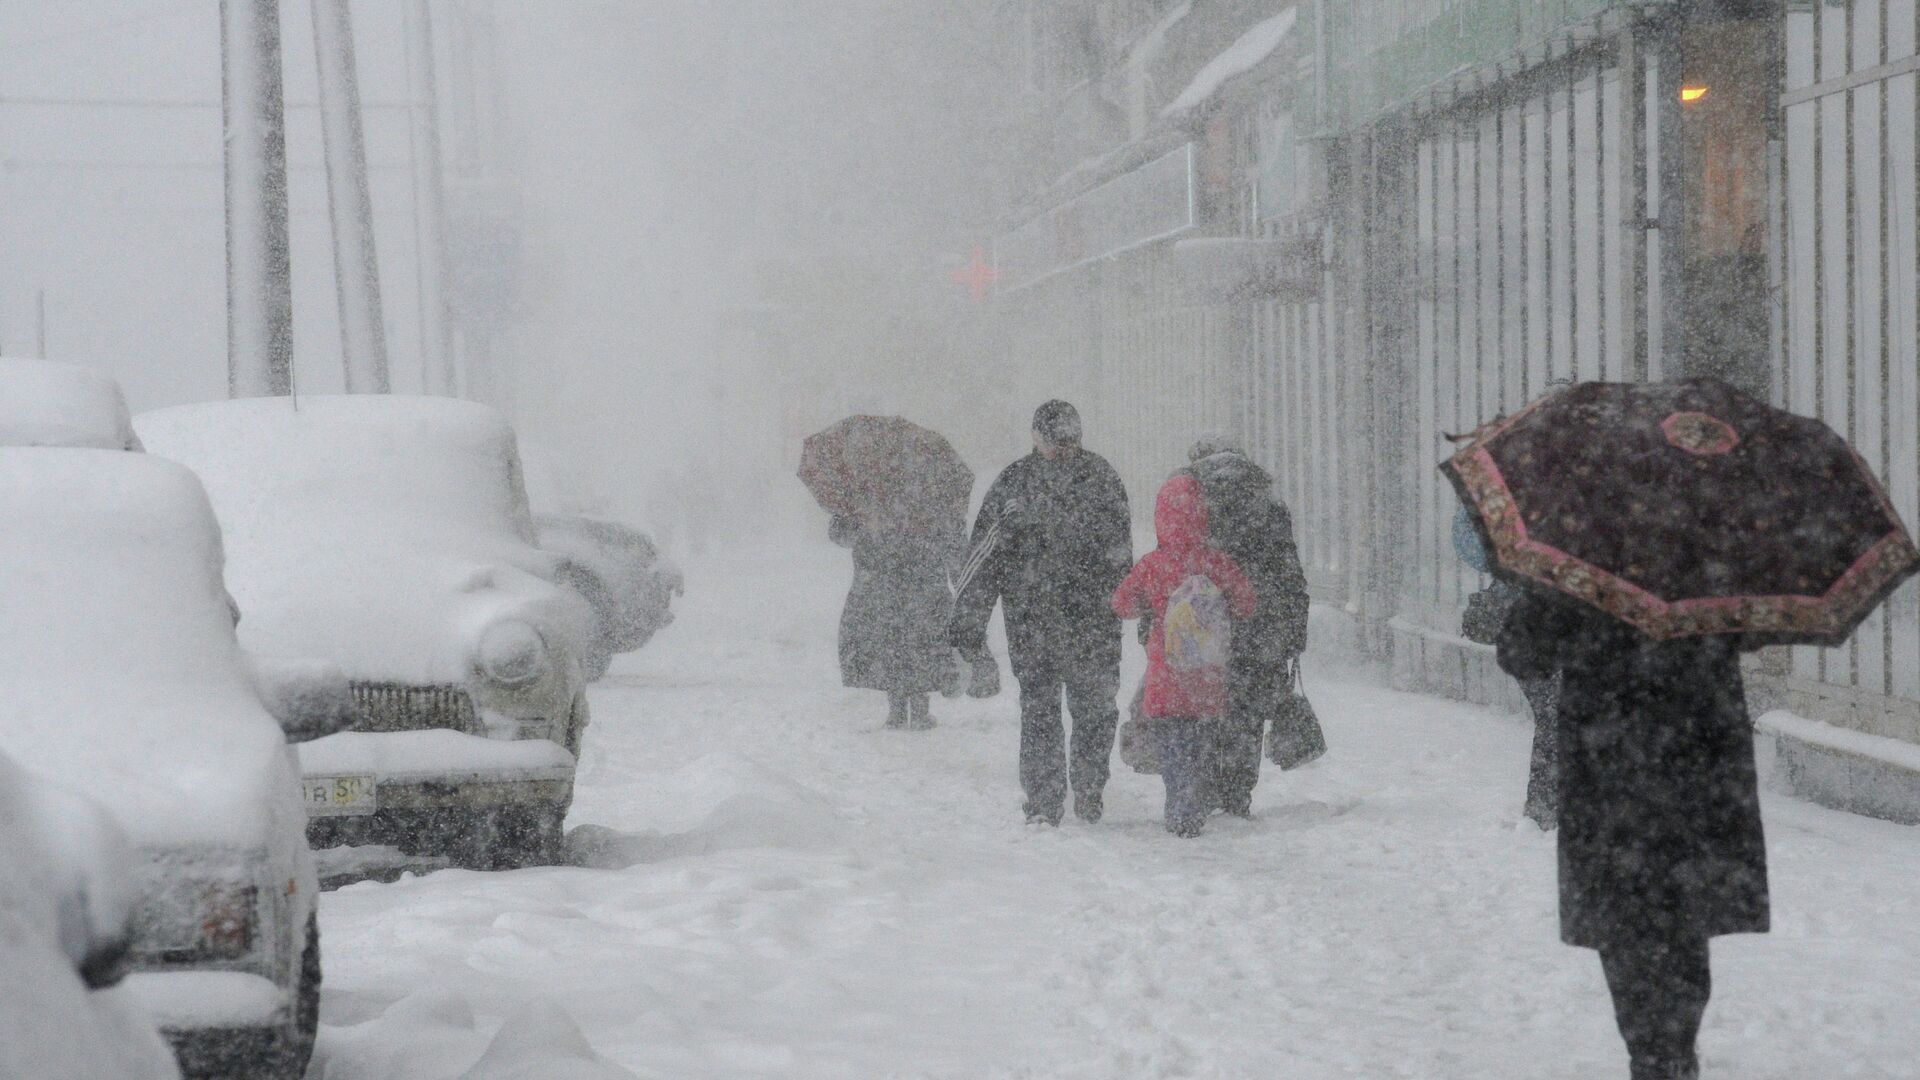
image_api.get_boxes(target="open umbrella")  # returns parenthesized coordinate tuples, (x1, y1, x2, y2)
(1442, 379, 1919, 646)
(799, 415, 973, 538)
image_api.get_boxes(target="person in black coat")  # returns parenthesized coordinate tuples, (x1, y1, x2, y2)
(1180, 437, 1310, 816)
(951, 400, 1132, 825)
(1498, 590, 1769, 1080)
(832, 513, 963, 730)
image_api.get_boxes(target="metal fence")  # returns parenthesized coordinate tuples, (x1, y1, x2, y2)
(1781, 0, 1920, 721)
(1388, 36, 1655, 632)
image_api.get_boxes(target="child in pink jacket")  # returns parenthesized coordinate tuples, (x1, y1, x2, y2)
(1112, 474, 1256, 836)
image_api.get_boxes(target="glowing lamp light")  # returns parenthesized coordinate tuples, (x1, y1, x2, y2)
(1680, 84, 1710, 104)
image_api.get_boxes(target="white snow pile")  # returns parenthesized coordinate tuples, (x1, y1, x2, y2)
(311, 992, 636, 1080)
(0, 356, 139, 450)
(1162, 8, 1298, 117)
(136, 395, 594, 686)
(300, 729, 576, 782)
(567, 752, 845, 868)
(0, 754, 179, 1080)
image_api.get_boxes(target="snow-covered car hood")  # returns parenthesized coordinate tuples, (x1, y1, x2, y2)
(229, 539, 593, 686)
(0, 449, 301, 852)
(136, 396, 595, 688)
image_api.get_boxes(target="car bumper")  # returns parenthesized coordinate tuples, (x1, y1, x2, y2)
(297, 729, 574, 813)
(124, 970, 291, 1076)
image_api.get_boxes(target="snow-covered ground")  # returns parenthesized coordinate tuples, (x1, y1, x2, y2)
(309, 543, 1920, 1079)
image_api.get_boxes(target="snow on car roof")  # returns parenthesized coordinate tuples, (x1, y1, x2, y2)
(0, 358, 140, 451)
(0, 449, 296, 849)
(135, 396, 586, 685)
(136, 394, 536, 543)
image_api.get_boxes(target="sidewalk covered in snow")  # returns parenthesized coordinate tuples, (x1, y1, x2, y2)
(308, 548, 1920, 1080)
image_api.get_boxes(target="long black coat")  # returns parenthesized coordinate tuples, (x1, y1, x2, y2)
(1497, 591, 1769, 949)
(950, 448, 1131, 680)
(833, 516, 958, 694)
(1183, 451, 1309, 659)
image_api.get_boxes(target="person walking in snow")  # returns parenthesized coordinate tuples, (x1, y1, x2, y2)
(1112, 474, 1257, 837)
(1497, 591, 1768, 1080)
(1178, 436, 1310, 817)
(950, 400, 1133, 825)
(831, 511, 963, 730)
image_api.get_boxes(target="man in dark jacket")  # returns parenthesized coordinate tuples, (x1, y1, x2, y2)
(1498, 591, 1768, 1080)
(1181, 437, 1310, 816)
(951, 401, 1132, 826)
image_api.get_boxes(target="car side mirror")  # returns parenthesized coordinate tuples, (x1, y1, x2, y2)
(253, 658, 363, 744)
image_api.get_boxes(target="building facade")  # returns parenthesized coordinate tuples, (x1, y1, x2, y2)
(991, 0, 1920, 823)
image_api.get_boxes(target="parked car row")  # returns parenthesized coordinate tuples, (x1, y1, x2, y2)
(0, 359, 681, 1078)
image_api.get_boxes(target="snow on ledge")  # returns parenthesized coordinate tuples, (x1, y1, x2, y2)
(1756, 710, 1920, 775)
(1162, 9, 1297, 118)
(124, 971, 283, 1030)
(298, 730, 574, 782)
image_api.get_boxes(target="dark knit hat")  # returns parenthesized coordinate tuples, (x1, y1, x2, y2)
(1032, 399, 1082, 447)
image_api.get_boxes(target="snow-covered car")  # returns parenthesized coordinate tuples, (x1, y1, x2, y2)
(536, 513, 684, 677)
(0, 753, 182, 1080)
(0, 448, 320, 1079)
(0, 355, 143, 450)
(136, 396, 597, 869)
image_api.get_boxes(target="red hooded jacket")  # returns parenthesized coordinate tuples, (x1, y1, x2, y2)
(1112, 474, 1256, 719)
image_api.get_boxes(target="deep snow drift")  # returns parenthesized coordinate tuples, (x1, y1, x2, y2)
(309, 542, 1920, 1079)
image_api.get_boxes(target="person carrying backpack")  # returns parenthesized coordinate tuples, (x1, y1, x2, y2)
(1112, 474, 1256, 837)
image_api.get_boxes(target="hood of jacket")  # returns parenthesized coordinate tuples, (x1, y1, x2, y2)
(1188, 451, 1272, 501)
(1154, 474, 1210, 552)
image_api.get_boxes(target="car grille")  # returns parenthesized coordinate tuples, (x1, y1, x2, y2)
(349, 682, 478, 735)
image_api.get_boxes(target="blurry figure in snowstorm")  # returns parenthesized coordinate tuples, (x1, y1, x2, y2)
(800, 416, 974, 731)
(1112, 474, 1256, 837)
(1455, 504, 1559, 829)
(830, 510, 962, 730)
(951, 401, 1132, 825)
(1178, 436, 1310, 817)
(1497, 595, 1764, 1080)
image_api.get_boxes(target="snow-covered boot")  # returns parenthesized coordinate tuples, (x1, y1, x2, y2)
(905, 694, 936, 731)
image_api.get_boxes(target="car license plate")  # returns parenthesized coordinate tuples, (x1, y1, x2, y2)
(303, 775, 377, 817)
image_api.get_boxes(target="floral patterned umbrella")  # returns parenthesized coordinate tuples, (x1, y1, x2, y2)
(1442, 379, 1919, 646)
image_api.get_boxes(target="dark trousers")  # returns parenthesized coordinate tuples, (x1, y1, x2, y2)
(1152, 719, 1211, 832)
(1210, 660, 1281, 813)
(1520, 674, 1561, 828)
(1016, 656, 1118, 819)
(1598, 935, 1711, 1078)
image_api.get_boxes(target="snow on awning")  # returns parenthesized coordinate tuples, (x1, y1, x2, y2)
(1161, 8, 1298, 118)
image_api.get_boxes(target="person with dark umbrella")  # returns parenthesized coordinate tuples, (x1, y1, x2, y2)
(951, 401, 1132, 825)
(1449, 378, 1920, 1080)
(799, 416, 974, 731)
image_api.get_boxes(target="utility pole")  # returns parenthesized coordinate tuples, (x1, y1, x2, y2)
(404, 0, 458, 396)
(220, 0, 294, 397)
(312, 0, 391, 393)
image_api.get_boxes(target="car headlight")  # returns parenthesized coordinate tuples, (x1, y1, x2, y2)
(139, 882, 258, 965)
(477, 620, 550, 688)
